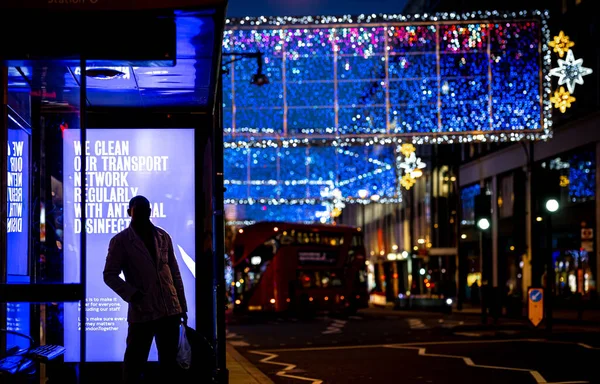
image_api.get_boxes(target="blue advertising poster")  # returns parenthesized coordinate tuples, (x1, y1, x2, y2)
(6, 127, 31, 350)
(62, 129, 195, 362)
(7, 127, 29, 276)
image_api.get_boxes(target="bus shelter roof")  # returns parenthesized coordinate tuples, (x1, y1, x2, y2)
(0, 1, 227, 111)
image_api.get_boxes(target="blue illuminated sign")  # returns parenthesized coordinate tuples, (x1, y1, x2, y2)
(529, 289, 543, 303)
(63, 129, 196, 362)
(7, 127, 29, 276)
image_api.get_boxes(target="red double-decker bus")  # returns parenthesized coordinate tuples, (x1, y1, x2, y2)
(230, 222, 369, 315)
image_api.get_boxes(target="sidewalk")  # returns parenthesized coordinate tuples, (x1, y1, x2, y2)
(227, 344, 274, 384)
(453, 303, 600, 324)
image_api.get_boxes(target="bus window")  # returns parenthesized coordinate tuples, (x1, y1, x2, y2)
(351, 234, 363, 247)
(297, 270, 343, 289)
(355, 270, 368, 288)
(236, 241, 278, 297)
(278, 231, 344, 247)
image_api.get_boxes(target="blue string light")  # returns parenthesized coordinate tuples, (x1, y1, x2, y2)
(222, 10, 552, 222)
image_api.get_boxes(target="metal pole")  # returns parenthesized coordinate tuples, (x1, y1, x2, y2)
(0, 66, 8, 355)
(491, 176, 498, 288)
(79, 58, 88, 378)
(456, 146, 465, 311)
(362, 204, 365, 231)
(213, 70, 228, 384)
(546, 213, 554, 332)
(480, 230, 486, 324)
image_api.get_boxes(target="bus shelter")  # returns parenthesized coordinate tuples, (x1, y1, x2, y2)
(0, 0, 228, 382)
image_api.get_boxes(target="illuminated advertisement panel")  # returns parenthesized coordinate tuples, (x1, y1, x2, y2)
(62, 129, 195, 362)
(6, 125, 30, 350)
(7, 126, 29, 276)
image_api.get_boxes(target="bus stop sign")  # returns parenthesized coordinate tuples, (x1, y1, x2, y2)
(528, 288, 544, 327)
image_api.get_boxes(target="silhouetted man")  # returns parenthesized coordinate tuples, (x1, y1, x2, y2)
(104, 195, 187, 384)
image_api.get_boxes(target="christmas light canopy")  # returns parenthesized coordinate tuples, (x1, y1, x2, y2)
(223, 10, 552, 144)
(222, 10, 553, 223)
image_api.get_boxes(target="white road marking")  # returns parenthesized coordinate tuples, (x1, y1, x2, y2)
(265, 338, 543, 352)
(226, 332, 241, 339)
(385, 344, 555, 383)
(454, 332, 483, 337)
(255, 339, 590, 384)
(250, 350, 324, 384)
(407, 318, 428, 329)
(322, 319, 347, 335)
(228, 340, 251, 347)
(440, 320, 465, 329)
(577, 343, 600, 350)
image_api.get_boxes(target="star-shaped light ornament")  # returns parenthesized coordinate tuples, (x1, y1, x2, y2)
(398, 150, 426, 190)
(550, 86, 576, 113)
(400, 143, 416, 158)
(549, 50, 593, 94)
(400, 174, 416, 190)
(548, 31, 575, 58)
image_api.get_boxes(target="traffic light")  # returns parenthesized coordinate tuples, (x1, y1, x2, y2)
(474, 193, 491, 230)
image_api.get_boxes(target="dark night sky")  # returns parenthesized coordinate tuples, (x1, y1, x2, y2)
(226, 0, 410, 18)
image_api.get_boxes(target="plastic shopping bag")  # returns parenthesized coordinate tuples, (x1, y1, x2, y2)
(176, 324, 192, 370)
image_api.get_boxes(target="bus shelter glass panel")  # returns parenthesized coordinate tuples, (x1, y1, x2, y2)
(4, 6, 221, 373)
(6, 64, 83, 287)
(2, 301, 82, 382)
(4, 63, 84, 380)
(62, 127, 196, 362)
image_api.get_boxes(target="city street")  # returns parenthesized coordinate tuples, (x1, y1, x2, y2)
(227, 308, 600, 383)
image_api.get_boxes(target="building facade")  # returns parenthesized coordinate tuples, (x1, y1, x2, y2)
(341, 0, 600, 310)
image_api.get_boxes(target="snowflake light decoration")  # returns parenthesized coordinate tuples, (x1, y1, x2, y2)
(549, 49, 593, 94)
(550, 86, 576, 113)
(397, 145, 426, 191)
(548, 31, 574, 58)
(319, 187, 346, 223)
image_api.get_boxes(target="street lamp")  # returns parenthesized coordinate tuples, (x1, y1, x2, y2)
(476, 216, 491, 322)
(544, 198, 560, 331)
(546, 199, 559, 213)
(222, 51, 269, 86)
(477, 218, 490, 231)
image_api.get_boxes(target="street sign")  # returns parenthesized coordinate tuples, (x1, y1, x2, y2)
(528, 288, 544, 327)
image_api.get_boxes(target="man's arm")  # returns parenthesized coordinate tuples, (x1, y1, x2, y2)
(167, 236, 188, 313)
(103, 236, 138, 302)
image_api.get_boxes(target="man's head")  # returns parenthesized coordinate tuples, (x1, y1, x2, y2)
(128, 195, 151, 223)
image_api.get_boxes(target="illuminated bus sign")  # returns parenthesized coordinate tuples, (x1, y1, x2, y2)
(298, 251, 338, 265)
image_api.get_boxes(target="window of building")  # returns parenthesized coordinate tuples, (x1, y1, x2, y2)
(498, 174, 514, 218)
(540, 148, 595, 204)
(460, 184, 481, 226)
